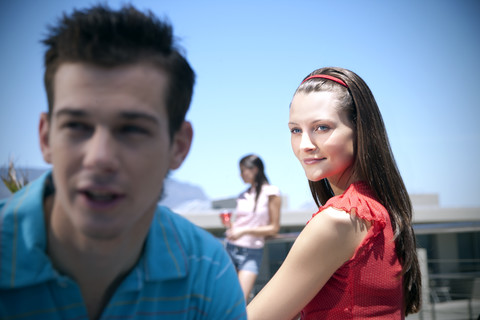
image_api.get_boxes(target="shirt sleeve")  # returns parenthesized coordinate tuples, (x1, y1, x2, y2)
(262, 185, 280, 197)
(204, 244, 247, 319)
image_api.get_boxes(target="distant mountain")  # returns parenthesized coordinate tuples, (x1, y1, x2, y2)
(159, 178, 212, 213)
(0, 167, 212, 213)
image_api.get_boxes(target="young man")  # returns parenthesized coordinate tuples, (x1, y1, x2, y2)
(0, 5, 246, 320)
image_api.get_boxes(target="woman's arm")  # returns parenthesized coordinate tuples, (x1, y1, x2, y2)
(247, 207, 370, 320)
(227, 194, 281, 240)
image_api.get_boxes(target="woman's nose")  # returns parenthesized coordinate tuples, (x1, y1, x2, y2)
(300, 132, 316, 151)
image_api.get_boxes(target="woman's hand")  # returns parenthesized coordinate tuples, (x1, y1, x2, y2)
(226, 227, 246, 241)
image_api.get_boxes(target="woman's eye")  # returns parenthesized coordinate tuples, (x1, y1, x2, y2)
(290, 128, 301, 134)
(315, 125, 329, 132)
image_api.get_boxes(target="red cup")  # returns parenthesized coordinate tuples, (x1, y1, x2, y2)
(219, 210, 232, 228)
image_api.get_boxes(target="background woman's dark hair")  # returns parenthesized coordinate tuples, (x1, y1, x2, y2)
(296, 67, 421, 315)
(239, 154, 270, 212)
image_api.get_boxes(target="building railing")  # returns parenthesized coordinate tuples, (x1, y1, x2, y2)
(249, 235, 480, 320)
(419, 259, 480, 320)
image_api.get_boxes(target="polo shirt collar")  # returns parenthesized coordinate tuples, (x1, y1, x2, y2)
(0, 171, 57, 289)
(1, 171, 189, 291)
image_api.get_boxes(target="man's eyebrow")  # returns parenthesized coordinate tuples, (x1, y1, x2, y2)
(119, 111, 159, 124)
(54, 108, 88, 118)
(53, 109, 159, 125)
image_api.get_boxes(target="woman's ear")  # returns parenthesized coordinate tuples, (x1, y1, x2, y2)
(169, 121, 193, 170)
(39, 113, 53, 164)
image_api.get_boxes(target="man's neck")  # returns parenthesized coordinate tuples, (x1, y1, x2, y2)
(43, 194, 149, 320)
(50, 239, 141, 320)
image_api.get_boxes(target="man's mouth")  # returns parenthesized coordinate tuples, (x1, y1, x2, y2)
(82, 190, 121, 202)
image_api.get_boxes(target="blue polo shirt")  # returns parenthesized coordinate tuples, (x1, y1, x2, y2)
(0, 172, 246, 319)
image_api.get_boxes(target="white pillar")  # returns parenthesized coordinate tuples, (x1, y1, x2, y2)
(417, 248, 431, 317)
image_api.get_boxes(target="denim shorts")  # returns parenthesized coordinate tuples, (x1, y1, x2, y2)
(226, 242, 264, 274)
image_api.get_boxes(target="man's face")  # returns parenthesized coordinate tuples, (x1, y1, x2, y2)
(39, 62, 192, 240)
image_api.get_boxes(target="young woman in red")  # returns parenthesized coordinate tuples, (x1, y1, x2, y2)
(247, 67, 421, 319)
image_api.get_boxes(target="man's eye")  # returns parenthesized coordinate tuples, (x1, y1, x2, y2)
(121, 125, 150, 135)
(63, 121, 90, 131)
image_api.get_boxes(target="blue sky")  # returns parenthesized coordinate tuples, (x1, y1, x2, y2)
(1, 0, 479, 209)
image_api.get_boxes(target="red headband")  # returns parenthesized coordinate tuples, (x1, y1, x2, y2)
(301, 74, 348, 88)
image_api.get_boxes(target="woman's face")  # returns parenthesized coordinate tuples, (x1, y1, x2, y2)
(240, 164, 258, 185)
(288, 91, 355, 190)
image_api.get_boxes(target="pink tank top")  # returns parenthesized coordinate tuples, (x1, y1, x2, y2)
(301, 181, 404, 319)
(230, 184, 280, 249)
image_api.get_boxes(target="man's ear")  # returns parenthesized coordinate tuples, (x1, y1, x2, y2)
(169, 121, 193, 170)
(39, 112, 53, 164)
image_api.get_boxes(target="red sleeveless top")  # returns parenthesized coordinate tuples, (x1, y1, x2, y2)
(301, 181, 404, 319)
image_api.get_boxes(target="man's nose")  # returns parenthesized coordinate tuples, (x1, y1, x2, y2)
(83, 128, 120, 171)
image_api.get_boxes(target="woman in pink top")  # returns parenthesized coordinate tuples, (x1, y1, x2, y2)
(247, 67, 421, 319)
(226, 154, 282, 302)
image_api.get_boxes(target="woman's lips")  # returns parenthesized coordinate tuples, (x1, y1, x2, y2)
(303, 157, 325, 165)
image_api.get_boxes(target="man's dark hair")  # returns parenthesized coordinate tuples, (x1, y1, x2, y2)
(42, 4, 195, 137)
